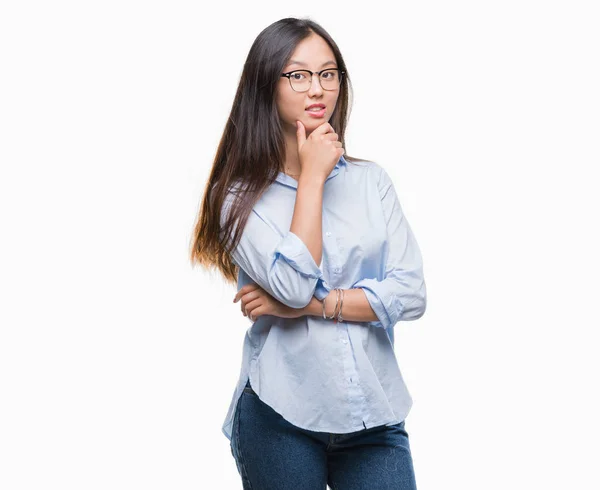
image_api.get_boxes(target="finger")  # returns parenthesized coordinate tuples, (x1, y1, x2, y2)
(245, 298, 262, 312)
(234, 283, 259, 302)
(244, 299, 261, 319)
(233, 286, 245, 303)
(240, 287, 262, 305)
(296, 120, 306, 147)
(323, 132, 339, 141)
(313, 122, 335, 136)
(249, 306, 263, 321)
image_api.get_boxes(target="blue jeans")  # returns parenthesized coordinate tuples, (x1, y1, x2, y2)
(230, 379, 418, 489)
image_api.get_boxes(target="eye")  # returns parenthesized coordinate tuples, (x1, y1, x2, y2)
(291, 71, 307, 80)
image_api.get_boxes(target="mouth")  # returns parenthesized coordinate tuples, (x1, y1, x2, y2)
(305, 105, 326, 117)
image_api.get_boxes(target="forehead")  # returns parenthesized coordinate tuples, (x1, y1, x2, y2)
(286, 60, 337, 70)
(285, 34, 336, 69)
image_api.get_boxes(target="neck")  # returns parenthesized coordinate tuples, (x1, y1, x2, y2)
(282, 122, 304, 176)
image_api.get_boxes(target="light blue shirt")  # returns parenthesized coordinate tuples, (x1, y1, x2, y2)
(220, 155, 427, 441)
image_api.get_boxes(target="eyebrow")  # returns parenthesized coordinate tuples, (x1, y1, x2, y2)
(286, 60, 337, 69)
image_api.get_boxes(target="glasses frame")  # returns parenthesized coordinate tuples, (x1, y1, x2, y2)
(280, 68, 345, 92)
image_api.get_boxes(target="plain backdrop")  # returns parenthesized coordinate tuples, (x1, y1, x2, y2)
(1, 1, 599, 489)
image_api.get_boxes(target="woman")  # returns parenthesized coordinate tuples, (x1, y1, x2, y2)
(190, 17, 427, 490)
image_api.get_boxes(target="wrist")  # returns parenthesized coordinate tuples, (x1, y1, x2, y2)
(322, 289, 344, 321)
(323, 290, 336, 318)
(298, 172, 326, 187)
(289, 297, 320, 318)
(306, 296, 323, 317)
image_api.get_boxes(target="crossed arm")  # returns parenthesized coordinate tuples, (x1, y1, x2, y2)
(226, 164, 426, 329)
(293, 288, 378, 322)
(233, 283, 379, 322)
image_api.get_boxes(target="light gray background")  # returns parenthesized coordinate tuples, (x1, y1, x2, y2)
(1, 1, 598, 489)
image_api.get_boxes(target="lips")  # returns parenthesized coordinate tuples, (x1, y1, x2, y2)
(306, 104, 326, 111)
(305, 106, 326, 118)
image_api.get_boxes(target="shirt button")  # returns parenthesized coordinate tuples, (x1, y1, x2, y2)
(342, 339, 348, 344)
(334, 268, 340, 273)
(326, 231, 331, 237)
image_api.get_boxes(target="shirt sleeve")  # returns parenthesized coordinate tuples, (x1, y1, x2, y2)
(351, 165, 427, 329)
(221, 193, 329, 308)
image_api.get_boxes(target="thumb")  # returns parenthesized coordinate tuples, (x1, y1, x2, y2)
(296, 120, 306, 147)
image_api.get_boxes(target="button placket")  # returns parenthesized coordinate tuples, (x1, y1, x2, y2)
(323, 221, 344, 278)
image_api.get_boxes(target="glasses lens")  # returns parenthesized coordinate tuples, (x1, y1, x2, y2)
(289, 70, 341, 92)
(290, 71, 311, 92)
(320, 69, 340, 90)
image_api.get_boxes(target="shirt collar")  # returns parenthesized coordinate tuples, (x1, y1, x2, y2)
(276, 154, 348, 189)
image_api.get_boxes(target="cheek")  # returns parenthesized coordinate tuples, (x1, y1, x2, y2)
(277, 97, 302, 121)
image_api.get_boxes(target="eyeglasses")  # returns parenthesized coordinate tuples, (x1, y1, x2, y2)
(280, 68, 345, 92)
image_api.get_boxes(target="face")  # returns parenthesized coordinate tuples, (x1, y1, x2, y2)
(276, 33, 340, 135)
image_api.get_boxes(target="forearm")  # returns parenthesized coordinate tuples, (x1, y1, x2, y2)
(296, 289, 379, 323)
(290, 173, 325, 267)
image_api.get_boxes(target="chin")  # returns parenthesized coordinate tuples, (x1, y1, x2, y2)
(303, 116, 324, 124)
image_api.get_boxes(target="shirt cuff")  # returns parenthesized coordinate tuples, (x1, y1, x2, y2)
(314, 278, 331, 302)
(273, 230, 323, 279)
(352, 278, 404, 329)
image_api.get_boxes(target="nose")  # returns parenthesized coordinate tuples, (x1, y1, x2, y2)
(307, 74, 324, 97)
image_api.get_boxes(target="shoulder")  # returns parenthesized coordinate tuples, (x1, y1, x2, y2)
(345, 158, 392, 195)
(345, 157, 387, 177)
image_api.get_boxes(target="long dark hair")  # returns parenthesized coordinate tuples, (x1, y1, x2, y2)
(189, 17, 369, 284)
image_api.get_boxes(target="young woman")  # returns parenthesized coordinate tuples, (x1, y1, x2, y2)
(190, 17, 427, 490)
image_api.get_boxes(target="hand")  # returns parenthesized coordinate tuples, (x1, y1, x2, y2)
(233, 283, 300, 321)
(296, 120, 345, 181)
